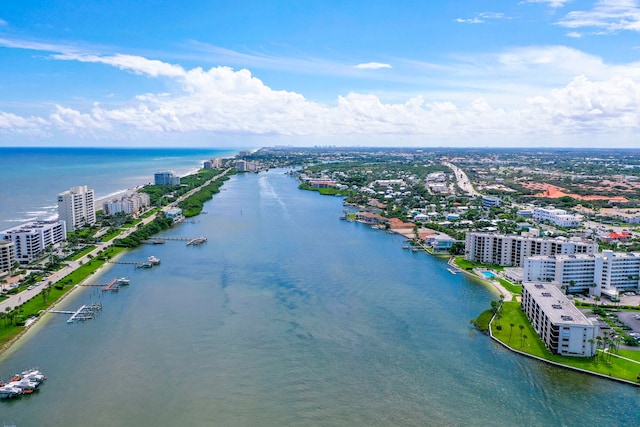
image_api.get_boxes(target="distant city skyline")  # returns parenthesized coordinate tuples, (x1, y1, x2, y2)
(1, 0, 640, 148)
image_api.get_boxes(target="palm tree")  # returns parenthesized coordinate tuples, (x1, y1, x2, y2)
(522, 334, 528, 349)
(509, 323, 515, 342)
(519, 324, 524, 341)
(588, 338, 595, 357)
(596, 336, 603, 360)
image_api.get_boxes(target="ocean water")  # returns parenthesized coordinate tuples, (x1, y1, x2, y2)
(0, 169, 638, 426)
(0, 147, 237, 230)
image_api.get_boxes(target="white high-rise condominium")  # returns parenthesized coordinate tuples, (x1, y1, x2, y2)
(57, 185, 96, 232)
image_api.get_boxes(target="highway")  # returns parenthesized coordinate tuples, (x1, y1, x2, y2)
(443, 161, 480, 197)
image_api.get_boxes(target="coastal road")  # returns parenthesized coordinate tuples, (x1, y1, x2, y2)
(0, 168, 232, 316)
(443, 162, 480, 197)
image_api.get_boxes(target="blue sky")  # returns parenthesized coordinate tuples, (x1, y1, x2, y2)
(1, 0, 640, 148)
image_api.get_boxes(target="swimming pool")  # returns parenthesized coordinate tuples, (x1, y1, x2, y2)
(481, 271, 497, 279)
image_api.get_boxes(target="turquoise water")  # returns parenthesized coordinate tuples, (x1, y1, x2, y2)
(0, 169, 639, 425)
(0, 147, 236, 230)
(482, 271, 497, 278)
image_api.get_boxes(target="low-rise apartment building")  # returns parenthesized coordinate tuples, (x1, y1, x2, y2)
(0, 220, 66, 264)
(103, 192, 151, 216)
(522, 282, 598, 357)
(465, 232, 597, 267)
(533, 207, 581, 228)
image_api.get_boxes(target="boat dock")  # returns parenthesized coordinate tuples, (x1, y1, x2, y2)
(80, 277, 129, 291)
(101, 279, 120, 292)
(42, 303, 102, 323)
(108, 256, 161, 268)
(145, 236, 207, 245)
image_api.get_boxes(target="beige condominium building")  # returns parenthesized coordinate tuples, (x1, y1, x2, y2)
(465, 232, 597, 267)
(522, 282, 598, 357)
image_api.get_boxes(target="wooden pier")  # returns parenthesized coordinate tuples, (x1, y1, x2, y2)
(80, 277, 129, 291)
(101, 278, 120, 292)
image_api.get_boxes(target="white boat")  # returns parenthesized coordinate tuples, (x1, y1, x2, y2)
(0, 385, 22, 399)
(117, 277, 130, 285)
(187, 236, 207, 246)
(21, 369, 46, 382)
(10, 379, 39, 390)
(147, 256, 161, 265)
(447, 268, 458, 275)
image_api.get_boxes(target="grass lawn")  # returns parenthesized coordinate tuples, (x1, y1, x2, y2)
(454, 257, 504, 272)
(67, 245, 97, 261)
(100, 229, 122, 241)
(492, 302, 640, 383)
(497, 278, 522, 295)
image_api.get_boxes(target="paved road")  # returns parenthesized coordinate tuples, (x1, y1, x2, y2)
(443, 161, 480, 197)
(0, 168, 231, 315)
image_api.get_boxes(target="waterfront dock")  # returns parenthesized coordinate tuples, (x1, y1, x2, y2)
(42, 303, 102, 324)
(109, 256, 161, 268)
(101, 279, 120, 292)
(145, 236, 207, 245)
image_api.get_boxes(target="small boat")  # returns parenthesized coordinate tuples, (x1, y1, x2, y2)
(0, 385, 22, 399)
(187, 237, 207, 246)
(117, 277, 130, 285)
(21, 369, 46, 382)
(447, 268, 458, 275)
(148, 256, 161, 265)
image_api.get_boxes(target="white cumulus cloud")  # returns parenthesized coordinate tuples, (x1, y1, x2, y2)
(354, 62, 393, 70)
(1, 50, 640, 147)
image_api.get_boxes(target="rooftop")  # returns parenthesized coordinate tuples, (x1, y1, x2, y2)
(523, 282, 595, 327)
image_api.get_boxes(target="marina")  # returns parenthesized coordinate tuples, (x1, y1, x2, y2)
(0, 369, 47, 400)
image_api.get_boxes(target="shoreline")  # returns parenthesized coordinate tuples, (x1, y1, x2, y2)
(488, 313, 640, 388)
(0, 247, 129, 359)
(446, 256, 514, 301)
(0, 167, 231, 357)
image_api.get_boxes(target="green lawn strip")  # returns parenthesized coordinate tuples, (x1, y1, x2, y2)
(100, 229, 123, 241)
(140, 208, 160, 219)
(491, 302, 640, 383)
(67, 245, 97, 261)
(618, 350, 640, 363)
(453, 257, 504, 272)
(497, 278, 522, 295)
